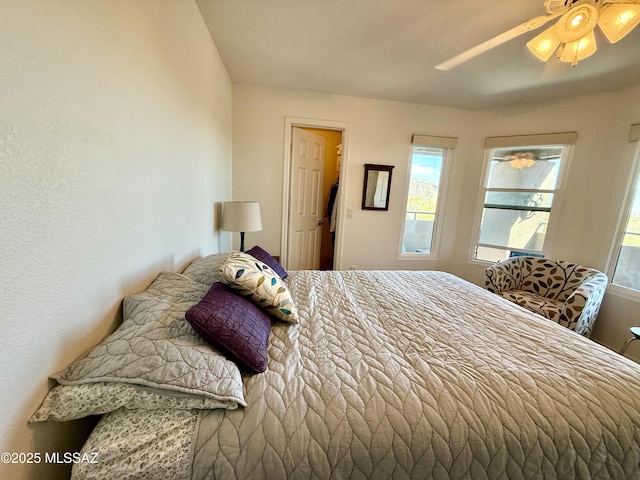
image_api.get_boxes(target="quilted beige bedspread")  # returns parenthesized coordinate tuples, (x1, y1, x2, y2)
(192, 269, 640, 479)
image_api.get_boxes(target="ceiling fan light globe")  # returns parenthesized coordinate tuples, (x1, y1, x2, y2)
(598, 4, 640, 43)
(527, 25, 561, 61)
(556, 4, 599, 43)
(559, 30, 598, 66)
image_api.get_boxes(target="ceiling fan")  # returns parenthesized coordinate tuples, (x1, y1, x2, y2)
(435, 0, 640, 70)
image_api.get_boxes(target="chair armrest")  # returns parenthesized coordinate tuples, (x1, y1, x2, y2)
(485, 262, 518, 293)
(561, 273, 608, 337)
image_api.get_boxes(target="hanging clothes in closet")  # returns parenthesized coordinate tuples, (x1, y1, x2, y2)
(327, 179, 339, 246)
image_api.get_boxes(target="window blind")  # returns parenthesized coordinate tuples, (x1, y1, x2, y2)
(412, 134, 457, 148)
(485, 132, 577, 149)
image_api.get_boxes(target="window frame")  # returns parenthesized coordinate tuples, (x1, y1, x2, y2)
(398, 134, 456, 260)
(606, 124, 640, 299)
(469, 132, 575, 264)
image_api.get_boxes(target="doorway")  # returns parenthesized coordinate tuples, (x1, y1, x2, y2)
(302, 127, 341, 270)
(282, 118, 348, 271)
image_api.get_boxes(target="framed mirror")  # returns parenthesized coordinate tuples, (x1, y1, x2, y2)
(362, 164, 394, 211)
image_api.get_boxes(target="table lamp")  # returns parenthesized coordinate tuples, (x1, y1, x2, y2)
(222, 201, 262, 252)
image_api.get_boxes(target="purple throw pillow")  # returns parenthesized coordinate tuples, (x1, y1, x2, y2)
(185, 282, 271, 373)
(246, 245, 288, 279)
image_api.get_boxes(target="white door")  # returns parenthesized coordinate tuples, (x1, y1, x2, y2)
(287, 127, 326, 270)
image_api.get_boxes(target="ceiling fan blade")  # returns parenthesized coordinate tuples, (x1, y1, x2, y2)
(435, 13, 560, 71)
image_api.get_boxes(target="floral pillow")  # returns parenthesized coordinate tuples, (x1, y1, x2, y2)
(220, 252, 299, 323)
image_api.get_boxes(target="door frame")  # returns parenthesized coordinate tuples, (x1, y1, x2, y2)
(282, 116, 350, 270)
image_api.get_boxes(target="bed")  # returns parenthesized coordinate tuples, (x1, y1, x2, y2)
(31, 250, 640, 479)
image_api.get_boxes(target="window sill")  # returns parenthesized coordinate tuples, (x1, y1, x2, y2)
(605, 283, 640, 302)
(398, 253, 439, 261)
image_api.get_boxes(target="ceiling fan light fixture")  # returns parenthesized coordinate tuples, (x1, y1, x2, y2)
(559, 29, 598, 66)
(508, 152, 536, 169)
(598, 4, 640, 43)
(555, 4, 599, 43)
(527, 25, 561, 61)
(435, 0, 637, 70)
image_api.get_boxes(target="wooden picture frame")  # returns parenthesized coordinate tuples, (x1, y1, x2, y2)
(362, 164, 394, 211)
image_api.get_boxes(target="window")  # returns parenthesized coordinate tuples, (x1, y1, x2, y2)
(610, 124, 640, 292)
(472, 132, 576, 262)
(400, 135, 456, 257)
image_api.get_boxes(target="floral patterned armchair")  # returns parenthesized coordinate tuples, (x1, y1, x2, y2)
(485, 256, 608, 337)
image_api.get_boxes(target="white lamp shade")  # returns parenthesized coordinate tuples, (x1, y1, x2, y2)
(598, 4, 640, 43)
(222, 201, 262, 232)
(527, 25, 561, 61)
(559, 30, 597, 66)
(555, 4, 599, 43)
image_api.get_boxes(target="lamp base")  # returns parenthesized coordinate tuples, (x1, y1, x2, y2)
(240, 231, 246, 252)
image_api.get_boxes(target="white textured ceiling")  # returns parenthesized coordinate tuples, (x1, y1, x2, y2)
(196, 0, 640, 110)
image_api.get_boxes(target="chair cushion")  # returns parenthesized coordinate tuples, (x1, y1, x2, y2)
(498, 290, 563, 322)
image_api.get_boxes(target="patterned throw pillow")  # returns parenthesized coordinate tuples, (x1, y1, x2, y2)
(185, 282, 272, 373)
(220, 252, 299, 324)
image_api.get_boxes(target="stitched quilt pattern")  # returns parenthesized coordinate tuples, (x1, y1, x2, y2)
(192, 270, 640, 479)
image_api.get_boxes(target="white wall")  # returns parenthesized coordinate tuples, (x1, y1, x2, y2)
(231, 84, 469, 271)
(0, 1, 232, 479)
(231, 82, 640, 354)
